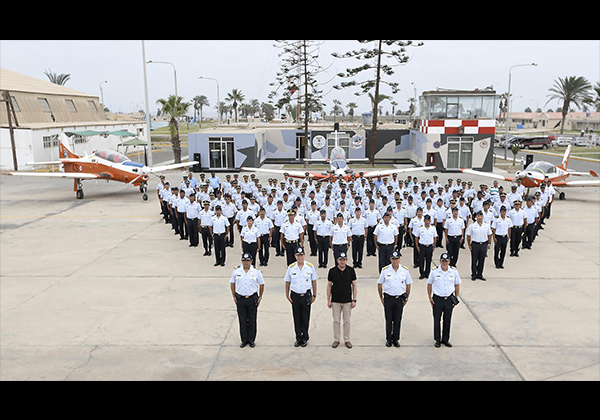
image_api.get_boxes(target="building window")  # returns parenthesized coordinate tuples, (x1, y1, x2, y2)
(65, 99, 77, 113)
(43, 135, 59, 148)
(38, 98, 52, 112)
(10, 96, 20, 112)
(73, 134, 87, 144)
(327, 132, 349, 158)
(88, 101, 98, 113)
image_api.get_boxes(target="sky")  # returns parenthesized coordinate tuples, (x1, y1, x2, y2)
(1, 40, 598, 119)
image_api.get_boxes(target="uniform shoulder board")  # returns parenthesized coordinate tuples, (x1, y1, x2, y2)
(306, 262, 313, 267)
(382, 264, 390, 270)
(235, 265, 241, 269)
(289, 262, 297, 268)
(402, 265, 409, 270)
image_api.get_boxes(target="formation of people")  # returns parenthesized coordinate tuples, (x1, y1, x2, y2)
(156, 169, 555, 347)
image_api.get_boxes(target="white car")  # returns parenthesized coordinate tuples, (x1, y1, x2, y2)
(552, 136, 571, 147)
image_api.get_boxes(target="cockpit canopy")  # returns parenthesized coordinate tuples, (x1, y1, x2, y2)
(94, 149, 131, 164)
(525, 161, 555, 174)
(330, 147, 348, 169)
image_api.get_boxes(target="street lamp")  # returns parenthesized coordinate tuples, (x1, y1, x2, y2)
(198, 76, 220, 125)
(504, 63, 538, 159)
(146, 60, 178, 98)
(99, 80, 108, 110)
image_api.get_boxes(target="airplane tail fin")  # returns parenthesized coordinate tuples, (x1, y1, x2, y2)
(558, 144, 571, 170)
(58, 133, 81, 159)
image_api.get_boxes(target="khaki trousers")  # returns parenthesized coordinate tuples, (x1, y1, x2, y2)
(332, 302, 352, 342)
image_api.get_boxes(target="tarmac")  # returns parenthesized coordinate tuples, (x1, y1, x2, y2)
(1, 169, 599, 381)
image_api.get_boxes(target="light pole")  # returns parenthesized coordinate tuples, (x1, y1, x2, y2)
(504, 63, 537, 159)
(146, 60, 178, 98)
(99, 80, 108, 110)
(141, 41, 153, 167)
(198, 76, 220, 125)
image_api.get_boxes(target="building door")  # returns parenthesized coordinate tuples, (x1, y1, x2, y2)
(209, 137, 235, 169)
(446, 136, 473, 169)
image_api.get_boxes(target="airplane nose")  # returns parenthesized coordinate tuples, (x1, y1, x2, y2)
(516, 171, 527, 179)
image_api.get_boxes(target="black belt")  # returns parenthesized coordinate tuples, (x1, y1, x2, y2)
(235, 292, 257, 299)
(291, 290, 311, 297)
(419, 243, 433, 247)
(472, 240, 488, 244)
(513, 225, 523, 228)
(214, 232, 226, 235)
(285, 239, 299, 243)
(383, 293, 401, 299)
(377, 242, 394, 245)
(495, 234, 507, 238)
(352, 234, 364, 237)
(434, 294, 452, 300)
(449, 235, 462, 238)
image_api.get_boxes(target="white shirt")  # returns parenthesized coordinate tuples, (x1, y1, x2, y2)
(236, 209, 255, 228)
(364, 208, 380, 227)
(281, 219, 303, 241)
(348, 216, 367, 236)
(330, 223, 352, 245)
(284, 261, 319, 294)
(427, 266, 462, 297)
(415, 224, 437, 245)
(210, 214, 230, 234)
(444, 216, 465, 236)
(230, 265, 264, 296)
(185, 201, 201, 219)
(374, 222, 397, 245)
(176, 196, 190, 213)
(492, 216, 513, 236)
(241, 225, 260, 243)
(199, 209, 214, 226)
(466, 222, 492, 242)
(523, 205, 539, 224)
(507, 208, 526, 227)
(377, 263, 412, 296)
(315, 218, 333, 236)
(254, 216, 273, 235)
(272, 208, 287, 227)
(221, 202, 237, 218)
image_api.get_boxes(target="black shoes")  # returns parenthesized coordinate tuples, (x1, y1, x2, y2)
(435, 341, 452, 348)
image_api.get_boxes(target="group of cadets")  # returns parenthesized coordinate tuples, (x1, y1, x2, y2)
(156, 170, 554, 280)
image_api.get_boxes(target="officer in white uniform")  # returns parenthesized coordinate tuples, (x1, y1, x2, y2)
(199, 201, 214, 256)
(284, 247, 318, 347)
(280, 210, 304, 266)
(315, 209, 333, 268)
(427, 252, 461, 348)
(491, 205, 512, 269)
(377, 251, 412, 347)
(330, 213, 352, 267)
(175, 189, 190, 241)
(210, 205, 230, 267)
(230, 253, 265, 348)
(185, 193, 201, 247)
(466, 211, 493, 281)
(374, 212, 398, 273)
(349, 207, 367, 269)
(414, 214, 437, 280)
(507, 199, 526, 257)
(444, 206, 465, 267)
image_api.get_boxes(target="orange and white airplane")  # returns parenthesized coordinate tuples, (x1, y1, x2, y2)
(460, 145, 599, 200)
(1, 133, 197, 200)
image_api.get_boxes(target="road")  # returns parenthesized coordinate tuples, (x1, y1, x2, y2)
(493, 146, 600, 174)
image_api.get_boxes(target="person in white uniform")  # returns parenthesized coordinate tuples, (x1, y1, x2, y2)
(427, 252, 461, 348)
(230, 253, 265, 348)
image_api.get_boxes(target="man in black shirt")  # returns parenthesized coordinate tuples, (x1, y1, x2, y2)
(326, 253, 357, 348)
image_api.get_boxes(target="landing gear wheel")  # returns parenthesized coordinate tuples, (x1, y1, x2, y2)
(142, 193, 148, 201)
(559, 192, 565, 200)
(76, 189, 84, 199)
(139, 184, 147, 193)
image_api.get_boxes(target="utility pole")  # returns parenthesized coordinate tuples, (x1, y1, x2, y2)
(2, 90, 19, 170)
(141, 40, 153, 167)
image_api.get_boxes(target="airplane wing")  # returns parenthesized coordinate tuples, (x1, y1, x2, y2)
(566, 169, 599, 177)
(240, 166, 328, 180)
(361, 166, 436, 179)
(143, 161, 198, 174)
(1, 171, 99, 179)
(460, 168, 515, 182)
(553, 180, 600, 187)
(25, 160, 64, 166)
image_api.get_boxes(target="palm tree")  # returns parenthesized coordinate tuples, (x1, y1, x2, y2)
(193, 95, 209, 128)
(225, 88, 245, 123)
(545, 76, 592, 134)
(156, 95, 191, 163)
(346, 102, 358, 122)
(44, 68, 71, 86)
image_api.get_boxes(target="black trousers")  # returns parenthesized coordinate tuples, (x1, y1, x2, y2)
(412, 237, 420, 267)
(352, 235, 365, 266)
(227, 216, 235, 246)
(242, 241, 258, 265)
(383, 294, 404, 342)
(432, 294, 454, 343)
(291, 291, 311, 342)
(214, 232, 226, 265)
(446, 235, 462, 267)
(307, 224, 317, 255)
(284, 240, 299, 266)
(397, 226, 405, 251)
(170, 208, 179, 233)
(418, 243, 434, 278)
(236, 293, 258, 344)
(187, 217, 199, 246)
(366, 226, 377, 255)
(510, 226, 524, 254)
(272, 226, 283, 255)
(471, 241, 488, 278)
(523, 224, 535, 248)
(435, 222, 444, 247)
(177, 211, 187, 239)
(378, 243, 395, 273)
(258, 233, 270, 265)
(201, 226, 213, 253)
(332, 243, 347, 267)
(317, 235, 330, 267)
(494, 235, 508, 267)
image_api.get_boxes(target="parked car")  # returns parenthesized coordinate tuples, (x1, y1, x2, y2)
(518, 136, 551, 149)
(550, 136, 571, 147)
(498, 135, 518, 148)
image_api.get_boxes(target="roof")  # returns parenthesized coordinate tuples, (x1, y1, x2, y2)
(499, 112, 600, 120)
(422, 88, 496, 96)
(0, 67, 94, 98)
